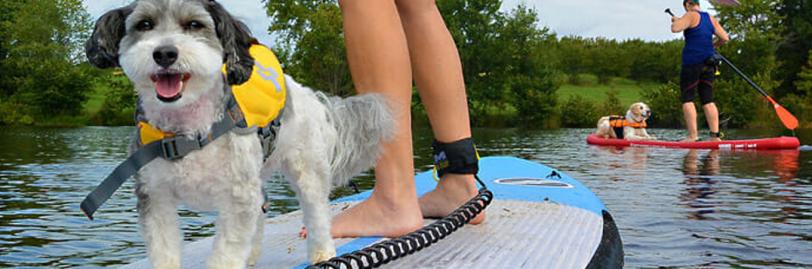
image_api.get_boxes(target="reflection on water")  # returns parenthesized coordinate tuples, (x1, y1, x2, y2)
(0, 127, 810, 268)
(681, 149, 721, 221)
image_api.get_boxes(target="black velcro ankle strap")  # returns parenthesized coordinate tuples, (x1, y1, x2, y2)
(433, 138, 479, 178)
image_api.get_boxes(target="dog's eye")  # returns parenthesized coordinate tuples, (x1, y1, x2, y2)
(184, 21, 205, 31)
(136, 20, 154, 31)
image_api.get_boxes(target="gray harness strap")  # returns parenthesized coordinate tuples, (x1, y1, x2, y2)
(80, 140, 164, 220)
(79, 93, 271, 220)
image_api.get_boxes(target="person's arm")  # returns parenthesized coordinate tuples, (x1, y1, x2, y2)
(710, 16, 730, 47)
(671, 12, 698, 33)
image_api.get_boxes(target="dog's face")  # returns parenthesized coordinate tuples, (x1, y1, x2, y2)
(627, 102, 652, 123)
(86, 0, 254, 106)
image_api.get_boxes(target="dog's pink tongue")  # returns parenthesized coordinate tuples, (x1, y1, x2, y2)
(154, 74, 183, 99)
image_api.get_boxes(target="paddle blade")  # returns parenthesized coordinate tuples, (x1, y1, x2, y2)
(774, 104, 799, 130)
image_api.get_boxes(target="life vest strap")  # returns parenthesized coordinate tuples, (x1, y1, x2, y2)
(258, 112, 282, 161)
(80, 95, 245, 220)
(80, 140, 162, 220)
(608, 115, 646, 129)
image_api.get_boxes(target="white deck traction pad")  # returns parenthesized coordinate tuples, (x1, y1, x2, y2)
(121, 199, 603, 269)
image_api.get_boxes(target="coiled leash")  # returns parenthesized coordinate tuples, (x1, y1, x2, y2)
(309, 138, 494, 269)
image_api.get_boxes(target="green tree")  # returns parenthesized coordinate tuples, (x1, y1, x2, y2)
(494, 5, 558, 126)
(796, 51, 812, 95)
(774, 0, 812, 96)
(438, 1, 559, 123)
(264, 0, 352, 96)
(560, 95, 599, 128)
(438, 0, 506, 117)
(1, 0, 94, 124)
(782, 51, 812, 126)
(625, 39, 681, 83)
(90, 71, 137, 126)
(0, 0, 25, 97)
(556, 36, 591, 84)
(642, 83, 684, 128)
(714, 0, 782, 41)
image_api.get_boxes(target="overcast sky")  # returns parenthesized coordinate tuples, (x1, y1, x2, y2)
(83, 0, 717, 46)
(503, 0, 717, 41)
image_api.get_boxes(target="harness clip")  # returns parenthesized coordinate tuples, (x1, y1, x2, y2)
(161, 137, 202, 160)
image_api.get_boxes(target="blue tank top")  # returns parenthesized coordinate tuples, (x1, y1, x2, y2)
(682, 12, 716, 66)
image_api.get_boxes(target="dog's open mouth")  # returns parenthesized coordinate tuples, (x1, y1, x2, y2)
(150, 70, 191, 102)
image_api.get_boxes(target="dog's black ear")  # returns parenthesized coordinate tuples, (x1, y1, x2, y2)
(206, 1, 254, 85)
(86, 6, 134, 68)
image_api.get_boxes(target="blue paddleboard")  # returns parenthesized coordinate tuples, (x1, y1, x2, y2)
(123, 156, 623, 268)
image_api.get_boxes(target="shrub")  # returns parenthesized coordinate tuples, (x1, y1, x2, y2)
(642, 82, 684, 128)
(599, 89, 624, 116)
(89, 73, 136, 126)
(560, 95, 600, 128)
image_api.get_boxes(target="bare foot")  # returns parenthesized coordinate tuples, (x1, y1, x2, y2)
(681, 137, 698, 143)
(419, 174, 485, 224)
(709, 137, 722, 142)
(329, 192, 424, 238)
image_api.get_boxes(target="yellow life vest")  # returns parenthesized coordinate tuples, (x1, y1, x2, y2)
(138, 44, 287, 146)
(608, 116, 646, 129)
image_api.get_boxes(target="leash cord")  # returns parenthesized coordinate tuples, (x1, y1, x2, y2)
(308, 177, 493, 269)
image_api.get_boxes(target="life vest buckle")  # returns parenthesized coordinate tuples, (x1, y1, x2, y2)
(258, 125, 276, 160)
(161, 136, 202, 160)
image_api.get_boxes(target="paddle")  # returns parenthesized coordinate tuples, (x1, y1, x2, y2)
(664, 9, 799, 130)
(717, 55, 799, 130)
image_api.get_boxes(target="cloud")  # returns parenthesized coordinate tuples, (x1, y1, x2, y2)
(83, 0, 275, 46)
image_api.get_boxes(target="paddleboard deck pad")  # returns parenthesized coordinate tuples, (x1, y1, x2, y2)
(587, 134, 800, 150)
(121, 157, 623, 268)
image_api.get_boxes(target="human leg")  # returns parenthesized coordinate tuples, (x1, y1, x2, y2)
(680, 64, 701, 142)
(703, 103, 720, 141)
(683, 102, 699, 142)
(330, 0, 423, 238)
(699, 69, 721, 141)
(395, 0, 483, 223)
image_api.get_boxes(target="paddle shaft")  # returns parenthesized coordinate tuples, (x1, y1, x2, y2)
(717, 55, 773, 99)
(718, 54, 798, 130)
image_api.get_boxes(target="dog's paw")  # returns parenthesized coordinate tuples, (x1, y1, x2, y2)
(247, 248, 261, 267)
(309, 248, 336, 264)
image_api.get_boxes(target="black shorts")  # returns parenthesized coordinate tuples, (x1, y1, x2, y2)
(680, 63, 716, 104)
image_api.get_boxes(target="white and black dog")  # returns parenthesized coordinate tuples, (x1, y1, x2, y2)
(86, 0, 393, 268)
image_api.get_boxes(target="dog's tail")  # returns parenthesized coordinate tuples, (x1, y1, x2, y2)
(324, 93, 394, 186)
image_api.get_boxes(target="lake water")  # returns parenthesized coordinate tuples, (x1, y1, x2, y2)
(1, 127, 810, 268)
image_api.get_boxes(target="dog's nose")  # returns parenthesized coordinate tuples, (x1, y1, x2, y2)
(153, 46, 179, 68)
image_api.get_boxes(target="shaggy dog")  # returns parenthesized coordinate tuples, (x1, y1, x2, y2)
(86, 0, 393, 268)
(595, 102, 656, 141)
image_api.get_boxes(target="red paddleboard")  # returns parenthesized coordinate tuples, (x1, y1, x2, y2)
(586, 134, 800, 150)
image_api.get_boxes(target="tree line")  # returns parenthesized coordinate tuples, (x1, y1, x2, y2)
(267, 0, 811, 129)
(1, 0, 810, 130)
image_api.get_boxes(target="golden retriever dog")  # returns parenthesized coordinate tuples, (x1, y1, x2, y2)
(595, 102, 656, 141)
